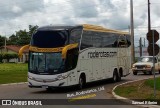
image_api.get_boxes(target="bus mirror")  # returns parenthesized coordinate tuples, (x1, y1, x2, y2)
(18, 45, 30, 58)
(62, 43, 78, 59)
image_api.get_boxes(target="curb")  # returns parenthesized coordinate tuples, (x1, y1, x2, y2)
(0, 82, 27, 86)
(112, 78, 160, 108)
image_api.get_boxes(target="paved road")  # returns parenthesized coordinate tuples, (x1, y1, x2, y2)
(0, 73, 159, 108)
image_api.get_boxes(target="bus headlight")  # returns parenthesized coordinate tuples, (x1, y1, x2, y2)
(57, 74, 68, 80)
(28, 75, 34, 80)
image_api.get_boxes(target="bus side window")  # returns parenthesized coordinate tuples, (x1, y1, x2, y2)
(92, 33, 102, 48)
(70, 29, 82, 44)
(102, 33, 118, 48)
(80, 31, 93, 50)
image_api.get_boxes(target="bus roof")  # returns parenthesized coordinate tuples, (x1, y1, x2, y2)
(82, 24, 129, 35)
(37, 24, 129, 35)
(38, 25, 82, 31)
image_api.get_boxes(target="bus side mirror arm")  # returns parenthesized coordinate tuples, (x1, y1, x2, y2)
(18, 44, 30, 58)
(61, 43, 78, 59)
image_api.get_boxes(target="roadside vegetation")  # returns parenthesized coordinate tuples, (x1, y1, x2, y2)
(0, 63, 27, 84)
(114, 77, 160, 99)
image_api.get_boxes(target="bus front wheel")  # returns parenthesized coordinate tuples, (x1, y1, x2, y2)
(78, 75, 85, 89)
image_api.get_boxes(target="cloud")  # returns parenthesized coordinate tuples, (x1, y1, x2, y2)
(70, 0, 99, 18)
(0, 0, 160, 46)
(0, 0, 44, 20)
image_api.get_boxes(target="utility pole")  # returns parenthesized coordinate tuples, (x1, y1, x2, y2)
(147, 0, 157, 99)
(130, 0, 135, 64)
(4, 33, 6, 52)
(128, 25, 131, 34)
(144, 38, 145, 47)
(139, 37, 142, 57)
(148, 0, 151, 32)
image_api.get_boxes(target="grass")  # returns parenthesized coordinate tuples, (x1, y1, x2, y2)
(114, 77, 160, 99)
(0, 63, 28, 84)
(145, 77, 160, 90)
(114, 86, 137, 96)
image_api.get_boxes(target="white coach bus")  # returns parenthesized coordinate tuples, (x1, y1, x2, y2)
(19, 24, 131, 90)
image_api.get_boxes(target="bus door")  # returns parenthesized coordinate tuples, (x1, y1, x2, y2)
(117, 35, 128, 75)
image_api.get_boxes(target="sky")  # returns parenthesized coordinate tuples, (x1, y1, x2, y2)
(0, 0, 160, 46)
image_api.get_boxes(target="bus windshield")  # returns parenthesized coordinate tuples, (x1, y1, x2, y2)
(29, 52, 65, 75)
(31, 30, 68, 48)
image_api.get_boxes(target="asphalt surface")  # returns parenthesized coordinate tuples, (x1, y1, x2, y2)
(0, 72, 160, 108)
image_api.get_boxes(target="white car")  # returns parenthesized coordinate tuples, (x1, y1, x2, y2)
(132, 56, 160, 75)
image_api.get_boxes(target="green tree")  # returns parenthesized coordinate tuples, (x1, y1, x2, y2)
(16, 30, 30, 46)
(7, 25, 38, 46)
(7, 34, 18, 45)
(0, 36, 5, 47)
(0, 54, 2, 63)
(28, 25, 38, 37)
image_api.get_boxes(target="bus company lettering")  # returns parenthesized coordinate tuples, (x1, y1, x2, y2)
(88, 51, 117, 58)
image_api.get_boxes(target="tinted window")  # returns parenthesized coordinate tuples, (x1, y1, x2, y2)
(70, 29, 82, 44)
(31, 30, 68, 48)
(80, 30, 131, 49)
(80, 31, 93, 50)
(101, 33, 118, 47)
(92, 32, 102, 47)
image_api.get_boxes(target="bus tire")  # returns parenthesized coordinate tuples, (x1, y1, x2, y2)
(112, 70, 118, 82)
(118, 68, 122, 81)
(118, 73, 121, 82)
(78, 75, 85, 89)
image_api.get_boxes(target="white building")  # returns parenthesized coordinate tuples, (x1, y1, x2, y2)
(0, 45, 28, 63)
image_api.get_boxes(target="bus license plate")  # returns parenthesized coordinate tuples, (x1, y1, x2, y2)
(42, 85, 48, 88)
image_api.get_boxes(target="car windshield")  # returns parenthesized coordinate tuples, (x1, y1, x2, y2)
(138, 57, 153, 62)
(29, 52, 65, 75)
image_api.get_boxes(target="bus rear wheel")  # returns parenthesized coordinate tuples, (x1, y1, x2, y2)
(112, 70, 118, 82)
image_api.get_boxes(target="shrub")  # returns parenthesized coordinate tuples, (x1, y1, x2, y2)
(2, 53, 18, 62)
